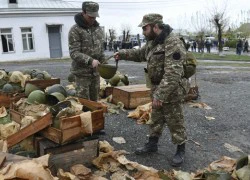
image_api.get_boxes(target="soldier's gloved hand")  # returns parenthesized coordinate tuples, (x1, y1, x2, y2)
(92, 59, 100, 68)
(114, 52, 120, 61)
(152, 98, 162, 109)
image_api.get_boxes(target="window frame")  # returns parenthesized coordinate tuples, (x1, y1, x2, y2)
(0, 28, 15, 53)
(21, 27, 35, 52)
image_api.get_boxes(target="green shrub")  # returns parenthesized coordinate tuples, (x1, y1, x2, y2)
(224, 39, 237, 48)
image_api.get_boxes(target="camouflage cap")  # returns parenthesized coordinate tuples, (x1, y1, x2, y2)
(82, 1, 99, 17)
(138, 13, 163, 27)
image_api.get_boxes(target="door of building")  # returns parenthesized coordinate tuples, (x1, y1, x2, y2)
(48, 26, 62, 58)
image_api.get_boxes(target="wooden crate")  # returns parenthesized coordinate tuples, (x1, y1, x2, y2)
(0, 91, 25, 108)
(112, 84, 151, 109)
(25, 78, 60, 89)
(40, 98, 106, 144)
(105, 86, 114, 97)
(6, 110, 52, 148)
(34, 136, 98, 156)
(46, 138, 99, 176)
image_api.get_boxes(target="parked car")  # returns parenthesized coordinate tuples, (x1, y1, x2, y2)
(223, 47, 230, 51)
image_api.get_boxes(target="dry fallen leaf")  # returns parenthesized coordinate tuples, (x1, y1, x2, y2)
(0, 106, 7, 118)
(112, 137, 126, 144)
(208, 156, 236, 172)
(188, 102, 212, 110)
(205, 116, 215, 120)
(224, 143, 244, 153)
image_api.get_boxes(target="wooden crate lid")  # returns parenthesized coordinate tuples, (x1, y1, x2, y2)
(113, 84, 150, 93)
(7, 110, 52, 148)
(25, 78, 60, 89)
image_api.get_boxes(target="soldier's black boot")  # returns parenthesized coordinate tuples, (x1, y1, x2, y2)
(135, 136, 159, 155)
(171, 143, 185, 167)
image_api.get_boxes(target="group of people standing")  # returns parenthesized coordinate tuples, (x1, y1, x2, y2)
(236, 39, 249, 55)
(189, 39, 212, 53)
(68, 1, 193, 168)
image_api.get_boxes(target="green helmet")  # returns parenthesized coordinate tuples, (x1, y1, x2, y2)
(2, 83, 14, 93)
(21, 69, 32, 75)
(34, 73, 44, 80)
(47, 92, 65, 105)
(9, 82, 23, 92)
(66, 89, 76, 96)
(25, 83, 40, 96)
(46, 84, 67, 97)
(0, 79, 7, 89)
(42, 71, 52, 80)
(30, 69, 42, 79)
(98, 64, 117, 79)
(27, 90, 46, 104)
(0, 70, 7, 80)
(109, 74, 120, 86)
(120, 74, 129, 85)
(68, 73, 75, 82)
(117, 81, 125, 86)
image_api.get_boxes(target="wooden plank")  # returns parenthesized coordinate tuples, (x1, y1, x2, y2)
(62, 126, 82, 144)
(114, 84, 150, 93)
(40, 127, 62, 144)
(0, 92, 25, 108)
(39, 137, 98, 155)
(60, 115, 81, 130)
(112, 84, 151, 109)
(39, 139, 58, 156)
(6, 113, 52, 148)
(0, 154, 6, 169)
(25, 78, 60, 89)
(105, 86, 113, 97)
(33, 136, 45, 157)
(48, 139, 98, 176)
(79, 98, 107, 112)
(91, 109, 104, 119)
(9, 109, 25, 124)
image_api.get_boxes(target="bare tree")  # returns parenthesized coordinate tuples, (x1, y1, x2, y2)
(209, 0, 229, 54)
(120, 24, 131, 49)
(235, 10, 250, 39)
(190, 11, 211, 53)
(108, 28, 116, 42)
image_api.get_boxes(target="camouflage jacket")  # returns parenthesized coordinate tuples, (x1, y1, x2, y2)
(68, 13, 105, 77)
(118, 26, 188, 103)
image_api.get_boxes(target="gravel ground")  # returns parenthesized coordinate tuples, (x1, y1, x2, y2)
(1, 54, 250, 173)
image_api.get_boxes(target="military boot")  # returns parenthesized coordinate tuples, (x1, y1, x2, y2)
(135, 136, 159, 155)
(171, 143, 185, 167)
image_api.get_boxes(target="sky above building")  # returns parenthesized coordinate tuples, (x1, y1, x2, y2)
(64, 0, 250, 35)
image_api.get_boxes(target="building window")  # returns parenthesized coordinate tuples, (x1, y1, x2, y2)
(9, 0, 17, 4)
(21, 28, 34, 51)
(0, 28, 14, 53)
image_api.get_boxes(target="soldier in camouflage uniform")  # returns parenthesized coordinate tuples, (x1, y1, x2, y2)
(68, 1, 105, 101)
(114, 13, 188, 167)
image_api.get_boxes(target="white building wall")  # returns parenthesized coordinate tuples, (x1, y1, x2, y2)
(0, 15, 76, 62)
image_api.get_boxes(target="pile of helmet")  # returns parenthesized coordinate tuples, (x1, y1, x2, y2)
(24, 84, 67, 106)
(108, 72, 129, 87)
(99, 71, 130, 98)
(0, 69, 52, 94)
(15, 83, 87, 129)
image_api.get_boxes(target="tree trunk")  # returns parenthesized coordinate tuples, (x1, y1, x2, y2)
(218, 24, 223, 53)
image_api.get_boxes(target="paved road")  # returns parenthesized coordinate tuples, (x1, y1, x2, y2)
(1, 54, 250, 173)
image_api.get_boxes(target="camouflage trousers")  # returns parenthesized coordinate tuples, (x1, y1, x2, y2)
(149, 102, 187, 145)
(75, 75, 100, 101)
